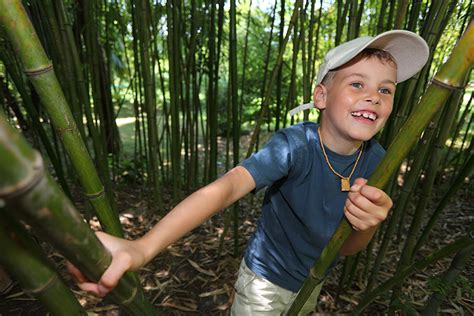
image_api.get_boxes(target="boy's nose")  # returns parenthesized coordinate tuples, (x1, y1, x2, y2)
(366, 97, 380, 105)
(365, 91, 381, 105)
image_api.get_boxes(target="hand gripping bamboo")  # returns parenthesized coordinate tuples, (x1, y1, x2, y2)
(0, 113, 156, 315)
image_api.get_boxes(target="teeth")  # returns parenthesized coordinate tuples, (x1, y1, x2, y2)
(351, 111, 377, 121)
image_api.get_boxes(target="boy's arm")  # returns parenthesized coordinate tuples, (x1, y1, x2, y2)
(339, 178, 393, 256)
(69, 166, 255, 296)
(138, 165, 255, 263)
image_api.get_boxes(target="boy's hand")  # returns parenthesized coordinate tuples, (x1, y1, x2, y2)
(66, 232, 146, 297)
(344, 178, 393, 231)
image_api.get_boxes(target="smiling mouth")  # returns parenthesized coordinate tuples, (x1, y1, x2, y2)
(351, 111, 377, 121)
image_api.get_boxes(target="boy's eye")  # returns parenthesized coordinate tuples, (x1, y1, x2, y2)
(351, 82, 362, 89)
(379, 88, 393, 95)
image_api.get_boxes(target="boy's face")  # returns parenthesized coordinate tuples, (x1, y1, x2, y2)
(314, 56, 397, 151)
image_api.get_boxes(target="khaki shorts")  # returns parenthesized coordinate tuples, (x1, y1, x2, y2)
(231, 259, 322, 316)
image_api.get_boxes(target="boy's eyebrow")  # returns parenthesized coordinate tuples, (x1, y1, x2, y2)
(347, 73, 397, 85)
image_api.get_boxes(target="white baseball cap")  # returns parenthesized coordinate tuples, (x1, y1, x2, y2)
(289, 30, 429, 116)
(315, 30, 429, 85)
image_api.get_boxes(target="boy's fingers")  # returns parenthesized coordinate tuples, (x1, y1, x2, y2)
(344, 207, 367, 231)
(351, 178, 391, 208)
(360, 185, 392, 209)
(100, 252, 133, 291)
(345, 200, 377, 224)
(77, 282, 107, 297)
(66, 261, 88, 284)
(347, 189, 375, 213)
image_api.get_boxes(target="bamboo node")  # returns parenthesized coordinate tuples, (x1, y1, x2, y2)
(55, 126, 76, 139)
(0, 152, 44, 199)
(24, 63, 54, 77)
(431, 78, 464, 91)
(85, 188, 105, 201)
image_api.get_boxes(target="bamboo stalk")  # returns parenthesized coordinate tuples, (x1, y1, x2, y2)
(420, 244, 474, 315)
(0, 36, 70, 197)
(414, 154, 474, 254)
(0, 0, 122, 237)
(276, 0, 285, 129)
(246, 0, 303, 158)
(136, 0, 162, 209)
(287, 19, 474, 315)
(0, 112, 156, 315)
(0, 213, 86, 316)
(167, 0, 183, 195)
(388, 74, 469, 310)
(365, 112, 439, 292)
(352, 232, 474, 314)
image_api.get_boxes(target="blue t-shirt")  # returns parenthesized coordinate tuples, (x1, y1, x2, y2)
(240, 122, 385, 292)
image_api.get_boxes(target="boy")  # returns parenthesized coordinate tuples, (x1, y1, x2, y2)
(69, 30, 429, 314)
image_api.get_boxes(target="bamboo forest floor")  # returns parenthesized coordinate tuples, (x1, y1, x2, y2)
(0, 177, 473, 315)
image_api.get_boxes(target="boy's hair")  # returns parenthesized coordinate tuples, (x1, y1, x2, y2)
(321, 48, 397, 86)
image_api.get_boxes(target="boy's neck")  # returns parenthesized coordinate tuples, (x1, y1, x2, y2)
(318, 125, 363, 155)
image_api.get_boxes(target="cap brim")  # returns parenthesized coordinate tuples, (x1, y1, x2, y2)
(326, 30, 429, 84)
(367, 30, 430, 82)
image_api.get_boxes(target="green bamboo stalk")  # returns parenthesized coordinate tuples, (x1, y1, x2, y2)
(183, 0, 197, 189)
(0, 0, 122, 237)
(167, 0, 183, 195)
(286, 6, 301, 124)
(0, 213, 86, 316)
(414, 154, 474, 254)
(258, 1, 276, 137)
(0, 112, 156, 315)
(41, 0, 85, 141)
(276, 0, 285, 128)
(346, 0, 359, 40)
(376, 0, 388, 34)
(406, 0, 422, 31)
(51, 0, 111, 194)
(335, 0, 350, 45)
(393, 0, 409, 29)
(352, 231, 474, 314)
(302, 0, 317, 122)
(136, 0, 162, 209)
(384, 0, 396, 30)
(287, 19, 474, 315)
(440, 93, 472, 174)
(365, 112, 440, 292)
(383, 1, 453, 146)
(388, 75, 469, 311)
(229, 0, 240, 256)
(420, 244, 474, 315)
(0, 37, 69, 197)
(246, 0, 303, 158)
(451, 112, 473, 183)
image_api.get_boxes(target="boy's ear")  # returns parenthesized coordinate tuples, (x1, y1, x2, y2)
(313, 84, 327, 110)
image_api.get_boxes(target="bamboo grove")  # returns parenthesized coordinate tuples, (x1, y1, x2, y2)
(0, 0, 473, 314)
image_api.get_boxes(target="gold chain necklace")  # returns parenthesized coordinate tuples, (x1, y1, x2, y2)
(318, 128, 364, 191)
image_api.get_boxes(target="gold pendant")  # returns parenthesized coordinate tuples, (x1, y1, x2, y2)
(341, 178, 351, 191)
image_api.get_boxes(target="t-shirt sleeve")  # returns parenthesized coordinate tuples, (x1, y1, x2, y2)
(364, 140, 386, 177)
(240, 131, 293, 192)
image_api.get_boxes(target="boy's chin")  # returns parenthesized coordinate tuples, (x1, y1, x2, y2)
(349, 131, 378, 142)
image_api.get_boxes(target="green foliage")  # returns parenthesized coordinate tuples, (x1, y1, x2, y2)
(391, 295, 419, 316)
(427, 275, 450, 296)
(456, 275, 474, 300)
